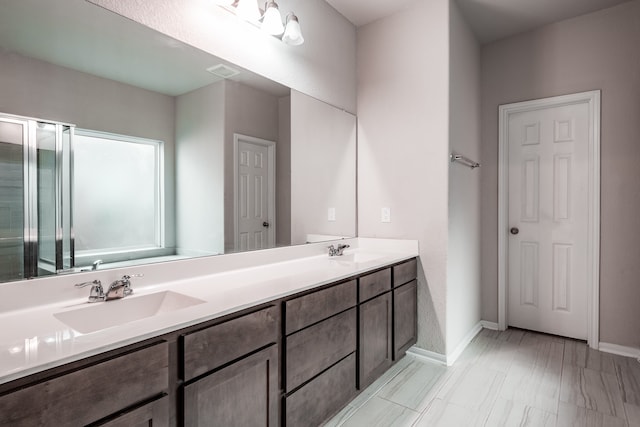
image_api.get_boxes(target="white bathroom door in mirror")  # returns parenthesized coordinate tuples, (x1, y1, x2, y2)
(503, 93, 600, 341)
(234, 134, 276, 252)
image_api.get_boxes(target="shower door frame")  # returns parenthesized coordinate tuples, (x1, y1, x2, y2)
(0, 112, 75, 279)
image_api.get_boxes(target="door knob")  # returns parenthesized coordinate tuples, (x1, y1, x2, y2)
(263, 221, 270, 228)
(510, 227, 519, 235)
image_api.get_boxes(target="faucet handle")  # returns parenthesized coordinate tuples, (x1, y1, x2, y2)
(119, 273, 143, 296)
(75, 280, 105, 303)
(75, 279, 101, 288)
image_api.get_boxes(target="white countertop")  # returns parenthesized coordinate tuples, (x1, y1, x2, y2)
(0, 238, 418, 385)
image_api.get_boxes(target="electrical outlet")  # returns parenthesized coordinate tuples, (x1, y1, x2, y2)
(328, 207, 336, 221)
(381, 207, 391, 223)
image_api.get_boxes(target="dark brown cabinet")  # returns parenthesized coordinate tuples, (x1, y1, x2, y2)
(0, 341, 169, 427)
(94, 395, 170, 427)
(1, 257, 418, 427)
(393, 259, 418, 360)
(286, 308, 357, 392)
(358, 267, 395, 389)
(359, 291, 393, 388)
(285, 353, 357, 427)
(183, 345, 279, 427)
(181, 305, 280, 427)
(394, 280, 418, 359)
(182, 305, 279, 381)
(283, 280, 358, 426)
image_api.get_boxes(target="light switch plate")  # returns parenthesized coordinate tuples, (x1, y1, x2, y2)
(328, 207, 336, 221)
(381, 207, 391, 223)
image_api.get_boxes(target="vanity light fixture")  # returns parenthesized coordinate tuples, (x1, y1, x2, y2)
(282, 12, 304, 46)
(214, 0, 304, 45)
(236, 0, 261, 22)
(261, 1, 285, 35)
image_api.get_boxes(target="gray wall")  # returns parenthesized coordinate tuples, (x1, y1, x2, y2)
(175, 81, 225, 256)
(290, 90, 356, 245)
(277, 96, 292, 247)
(480, 0, 640, 349)
(447, 0, 482, 354)
(357, 0, 450, 354)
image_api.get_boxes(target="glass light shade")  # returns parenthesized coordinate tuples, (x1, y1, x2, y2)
(261, 2, 284, 36)
(282, 13, 304, 46)
(236, 0, 261, 22)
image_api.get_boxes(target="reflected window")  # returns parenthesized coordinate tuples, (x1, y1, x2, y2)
(73, 130, 163, 262)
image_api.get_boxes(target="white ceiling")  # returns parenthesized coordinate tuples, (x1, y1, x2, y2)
(326, 0, 633, 43)
(0, 0, 288, 97)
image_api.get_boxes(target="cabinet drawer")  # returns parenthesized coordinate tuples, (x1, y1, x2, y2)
(359, 268, 391, 302)
(285, 279, 356, 335)
(0, 341, 168, 427)
(393, 258, 417, 287)
(286, 308, 356, 392)
(182, 305, 279, 381)
(285, 353, 357, 427)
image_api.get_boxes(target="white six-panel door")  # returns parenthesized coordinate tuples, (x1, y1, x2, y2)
(234, 134, 275, 252)
(507, 102, 591, 340)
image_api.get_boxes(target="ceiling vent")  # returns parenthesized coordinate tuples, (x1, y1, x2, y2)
(206, 64, 241, 79)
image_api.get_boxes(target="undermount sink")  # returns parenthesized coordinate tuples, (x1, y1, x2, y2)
(54, 291, 206, 334)
(329, 251, 387, 264)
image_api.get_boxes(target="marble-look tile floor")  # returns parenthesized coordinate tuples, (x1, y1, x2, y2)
(323, 328, 640, 427)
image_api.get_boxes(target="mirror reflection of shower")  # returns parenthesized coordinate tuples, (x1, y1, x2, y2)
(0, 113, 73, 282)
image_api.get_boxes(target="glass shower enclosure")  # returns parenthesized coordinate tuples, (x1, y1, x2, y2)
(0, 113, 73, 282)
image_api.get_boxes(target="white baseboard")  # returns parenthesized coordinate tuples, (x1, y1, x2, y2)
(480, 320, 500, 330)
(406, 321, 511, 367)
(406, 346, 447, 366)
(446, 322, 483, 366)
(599, 342, 640, 359)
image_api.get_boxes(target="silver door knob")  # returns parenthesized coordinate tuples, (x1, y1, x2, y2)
(510, 227, 519, 235)
(263, 221, 270, 228)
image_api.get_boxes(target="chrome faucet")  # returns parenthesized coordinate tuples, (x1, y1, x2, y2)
(78, 259, 103, 273)
(105, 274, 143, 300)
(328, 243, 350, 257)
(75, 274, 143, 303)
(75, 279, 105, 303)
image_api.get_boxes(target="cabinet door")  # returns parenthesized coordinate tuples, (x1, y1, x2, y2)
(93, 395, 169, 427)
(359, 292, 392, 389)
(183, 345, 279, 427)
(394, 280, 418, 359)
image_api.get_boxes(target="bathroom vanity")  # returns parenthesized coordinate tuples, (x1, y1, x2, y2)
(0, 239, 418, 426)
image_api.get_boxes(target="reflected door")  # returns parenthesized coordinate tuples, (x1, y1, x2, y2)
(234, 134, 275, 252)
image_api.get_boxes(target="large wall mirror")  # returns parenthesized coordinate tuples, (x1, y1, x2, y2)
(0, 0, 356, 283)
